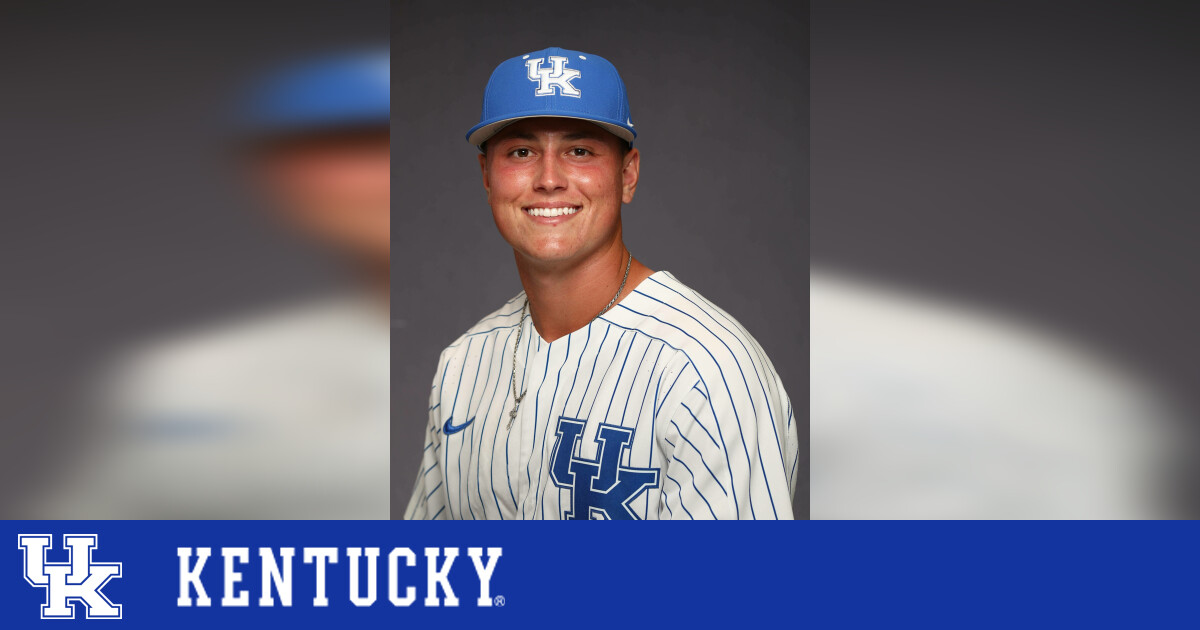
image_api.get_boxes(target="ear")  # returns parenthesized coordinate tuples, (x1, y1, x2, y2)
(478, 152, 490, 194)
(621, 147, 640, 204)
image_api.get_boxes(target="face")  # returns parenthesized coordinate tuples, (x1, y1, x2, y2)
(479, 118, 639, 268)
(253, 128, 391, 266)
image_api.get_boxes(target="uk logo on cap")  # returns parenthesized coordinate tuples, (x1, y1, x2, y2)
(526, 55, 582, 97)
(467, 47, 636, 148)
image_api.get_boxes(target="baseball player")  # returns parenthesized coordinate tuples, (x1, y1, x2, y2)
(405, 47, 798, 520)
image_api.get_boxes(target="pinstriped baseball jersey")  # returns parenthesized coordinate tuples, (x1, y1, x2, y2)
(405, 271, 798, 520)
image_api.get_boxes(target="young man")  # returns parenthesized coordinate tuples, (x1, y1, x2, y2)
(406, 47, 797, 519)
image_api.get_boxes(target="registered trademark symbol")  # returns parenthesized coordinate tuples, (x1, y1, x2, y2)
(494, 595, 506, 607)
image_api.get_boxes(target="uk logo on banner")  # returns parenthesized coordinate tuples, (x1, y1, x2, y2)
(18, 534, 123, 620)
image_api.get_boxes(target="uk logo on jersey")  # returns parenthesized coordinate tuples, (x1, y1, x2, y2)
(549, 417, 660, 520)
(18, 534, 123, 620)
(525, 56, 581, 97)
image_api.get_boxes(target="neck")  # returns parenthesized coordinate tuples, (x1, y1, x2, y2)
(516, 240, 653, 342)
(369, 265, 390, 308)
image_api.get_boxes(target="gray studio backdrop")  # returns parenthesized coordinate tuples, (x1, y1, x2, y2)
(391, 0, 810, 518)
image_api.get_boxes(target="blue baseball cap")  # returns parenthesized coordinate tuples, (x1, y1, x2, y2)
(467, 47, 636, 149)
(241, 49, 390, 135)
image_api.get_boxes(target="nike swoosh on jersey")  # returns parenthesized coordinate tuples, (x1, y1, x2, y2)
(443, 416, 475, 435)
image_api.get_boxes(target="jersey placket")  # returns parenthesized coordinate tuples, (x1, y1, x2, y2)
(511, 321, 549, 516)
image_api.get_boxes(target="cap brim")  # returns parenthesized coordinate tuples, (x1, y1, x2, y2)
(467, 114, 635, 149)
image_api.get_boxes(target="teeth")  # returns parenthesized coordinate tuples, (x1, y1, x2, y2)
(525, 207, 578, 217)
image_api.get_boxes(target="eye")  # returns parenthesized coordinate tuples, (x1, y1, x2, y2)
(509, 147, 532, 158)
(569, 147, 592, 157)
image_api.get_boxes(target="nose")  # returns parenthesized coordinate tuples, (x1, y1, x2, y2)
(533, 152, 567, 193)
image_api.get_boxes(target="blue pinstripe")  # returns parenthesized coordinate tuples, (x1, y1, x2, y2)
(535, 335, 571, 520)
(515, 316, 536, 518)
(644, 279, 789, 480)
(613, 304, 771, 518)
(598, 314, 743, 519)
(601, 332, 637, 425)
(444, 337, 474, 520)
(585, 330, 627, 420)
(637, 343, 666, 518)
(680, 399, 720, 449)
(486, 326, 520, 512)
(672, 455, 717, 519)
(670, 419, 727, 496)
(573, 324, 610, 417)
(459, 336, 489, 519)
(476, 327, 513, 518)
(665, 475, 694, 520)
(410, 272, 792, 520)
(654, 360, 688, 418)
(621, 339, 656, 429)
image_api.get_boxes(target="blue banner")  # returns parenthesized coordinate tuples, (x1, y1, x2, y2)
(1, 521, 1194, 628)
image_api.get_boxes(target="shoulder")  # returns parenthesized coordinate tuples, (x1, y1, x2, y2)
(79, 294, 388, 453)
(809, 270, 1172, 518)
(103, 295, 385, 401)
(606, 271, 781, 385)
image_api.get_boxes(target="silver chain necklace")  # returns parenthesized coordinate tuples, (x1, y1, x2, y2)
(506, 252, 633, 429)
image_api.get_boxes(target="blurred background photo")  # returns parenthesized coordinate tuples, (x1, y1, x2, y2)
(810, 1, 1198, 519)
(2, 1, 391, 518)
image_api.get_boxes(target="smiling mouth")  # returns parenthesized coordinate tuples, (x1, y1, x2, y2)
(523, 206, 580, 218)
